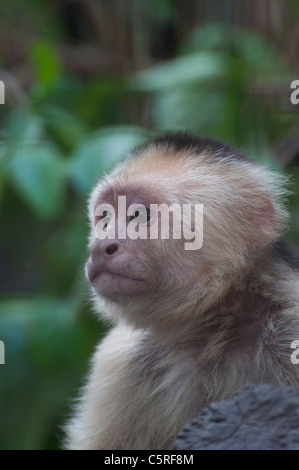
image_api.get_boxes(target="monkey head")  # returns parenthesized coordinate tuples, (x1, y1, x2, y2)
(85, 133, 289, 330)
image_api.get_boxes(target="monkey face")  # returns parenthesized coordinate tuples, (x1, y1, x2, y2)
(86, 173, 207, 305)
(86, 195, 198, 302)
(86, 134, 288, 324)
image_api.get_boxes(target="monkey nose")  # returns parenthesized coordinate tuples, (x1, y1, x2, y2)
(105, 243, 118, 256)
(90, 241, 119, 261)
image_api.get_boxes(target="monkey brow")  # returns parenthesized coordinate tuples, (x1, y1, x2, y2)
(96, 183, 115, 205)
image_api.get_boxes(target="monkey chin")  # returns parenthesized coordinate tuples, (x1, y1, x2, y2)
(89, 271, 148, 299)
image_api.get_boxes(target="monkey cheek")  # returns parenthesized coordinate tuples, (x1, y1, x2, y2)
(90, 272, 148, 298)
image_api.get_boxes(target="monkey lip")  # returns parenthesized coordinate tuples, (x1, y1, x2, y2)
(87, 261, 146, 295)
(91, 270, 144, 284)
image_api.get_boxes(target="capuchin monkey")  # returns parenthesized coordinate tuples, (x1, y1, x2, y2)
(65, 132, 299, 450)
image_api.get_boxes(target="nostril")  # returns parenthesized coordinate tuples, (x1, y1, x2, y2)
(106, 243, 118, 256)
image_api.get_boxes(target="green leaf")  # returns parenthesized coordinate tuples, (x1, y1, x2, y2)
(150, 86, 225, 133)
(181, 25, 288, 78)
(9, 144, 66, 218)
(40, 105, 87, 152)
(131, 52, 225, 91)
(4, 110, 44, 151)
(29, 40, 61, 89)
(69, 126, 147, 195)
(180, 24, 229, 53)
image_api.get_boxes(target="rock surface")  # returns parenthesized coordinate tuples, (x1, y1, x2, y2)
(174, 385, 299, 450)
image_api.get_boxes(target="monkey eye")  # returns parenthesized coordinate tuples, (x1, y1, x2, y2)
(102, 210, 111, 219)
(129, 206, 150, 224)
(100, 210, 112, 231)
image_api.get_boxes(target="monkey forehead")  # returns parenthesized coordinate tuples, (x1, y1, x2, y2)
(89, 142, 287, 215)
(118, 148, 208, 188)
(127, 146, 200, 173)
(94, 181, 167, 207)
(125, 145, 251, 179)
(120, 147, 251, 194)
(91, 151, 240, 214)
(127, 145, 288, 195)
(90, 149, 197, 204)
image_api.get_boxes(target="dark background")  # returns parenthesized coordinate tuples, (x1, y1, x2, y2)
(0, 0, 298, 449)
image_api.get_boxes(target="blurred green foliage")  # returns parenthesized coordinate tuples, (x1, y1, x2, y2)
(0, 5, 299, 450)
(0, 37, 148, 449)
(132, 25, 293, 157)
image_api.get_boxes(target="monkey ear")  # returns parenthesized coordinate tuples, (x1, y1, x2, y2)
(243, 191, 277, 247)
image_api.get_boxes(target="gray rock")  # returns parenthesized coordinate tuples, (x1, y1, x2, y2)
(174, 385, 299, 450)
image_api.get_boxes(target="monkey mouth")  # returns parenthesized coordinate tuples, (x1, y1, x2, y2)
(87, 263, 144, 283)
(86, 261, 146, 296)
(91, 270, 144, 284)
